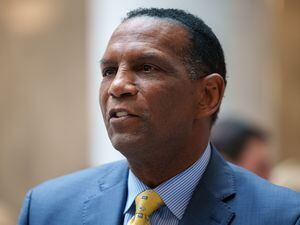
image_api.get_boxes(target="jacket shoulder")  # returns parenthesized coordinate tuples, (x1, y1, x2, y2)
(28, 160, 128, 210)
(32, 160, 128, 195)
(230, 163, 300, 224)
(19, 160, 128, 225)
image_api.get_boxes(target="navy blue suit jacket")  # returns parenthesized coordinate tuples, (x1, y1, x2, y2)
(18, 148, 300, 225)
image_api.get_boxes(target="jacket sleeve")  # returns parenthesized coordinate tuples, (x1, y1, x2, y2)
(18, 190, 32, 225)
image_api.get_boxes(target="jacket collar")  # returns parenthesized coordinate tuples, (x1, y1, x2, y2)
(82, 145, 236, 225)
(179, 145, 236, 225)
(82, 161, 129, 225)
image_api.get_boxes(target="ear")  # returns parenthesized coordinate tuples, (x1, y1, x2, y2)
(195, 73, 225, 119)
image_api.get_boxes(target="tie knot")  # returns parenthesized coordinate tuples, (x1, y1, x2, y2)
(128, 190, 164, 225)
(135, 190, 164, 217)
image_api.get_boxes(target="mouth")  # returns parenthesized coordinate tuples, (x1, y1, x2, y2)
(108, 108, 138, 121)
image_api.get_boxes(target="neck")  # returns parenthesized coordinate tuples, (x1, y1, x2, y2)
(127, 134, 210, 188)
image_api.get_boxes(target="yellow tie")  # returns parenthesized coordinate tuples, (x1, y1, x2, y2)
(128, 190, 164, 225)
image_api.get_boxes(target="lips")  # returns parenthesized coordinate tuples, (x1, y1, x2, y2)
(108, 108, 138, 121)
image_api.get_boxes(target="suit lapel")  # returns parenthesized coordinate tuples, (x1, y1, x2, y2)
(179, 146, 236, 225)
(81, 147, 236, 225)
(82, 161, 129, 225)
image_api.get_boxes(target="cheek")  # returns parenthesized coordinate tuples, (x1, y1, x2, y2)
(99, 82, 109, 114)
(146, 83, 195, 126)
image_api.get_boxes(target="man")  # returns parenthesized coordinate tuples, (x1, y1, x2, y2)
(18, 8, 300, 225)
(212, 119, 272, 179)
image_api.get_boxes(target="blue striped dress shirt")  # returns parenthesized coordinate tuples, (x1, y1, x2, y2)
(123, 144, 211, 225)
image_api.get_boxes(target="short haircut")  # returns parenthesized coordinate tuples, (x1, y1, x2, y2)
(211, 119, 268, 161)
(123, 8, 226, 123)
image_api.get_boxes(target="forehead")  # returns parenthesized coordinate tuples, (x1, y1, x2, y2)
(104, 16, 190, 59)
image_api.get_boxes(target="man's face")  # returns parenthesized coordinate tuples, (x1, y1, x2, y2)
(99, 17, 199, 157)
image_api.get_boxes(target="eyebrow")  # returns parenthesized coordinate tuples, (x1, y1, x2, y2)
(134, 52, 178, 73)
(99, 52, 166, 66)
(99, 59, 117, 66)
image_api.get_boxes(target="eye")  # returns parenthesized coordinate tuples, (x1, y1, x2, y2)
(142, 64, 155, 73)
(102, 68, 117, 77)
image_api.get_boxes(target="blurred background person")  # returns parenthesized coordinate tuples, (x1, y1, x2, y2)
(211, 119, 272, 179)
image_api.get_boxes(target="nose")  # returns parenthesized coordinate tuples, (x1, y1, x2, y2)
(108, 68, 138, 98)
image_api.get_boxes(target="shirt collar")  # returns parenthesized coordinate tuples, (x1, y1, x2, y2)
(124, 143, 211, 219)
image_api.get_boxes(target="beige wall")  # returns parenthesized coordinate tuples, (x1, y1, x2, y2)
(0, 0, 88, 222)
(279, 0, 300, 160)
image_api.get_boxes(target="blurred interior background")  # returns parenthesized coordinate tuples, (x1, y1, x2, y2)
(0, 0, 300, 224)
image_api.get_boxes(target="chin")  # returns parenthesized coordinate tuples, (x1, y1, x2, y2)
(110, 133, 145, 155)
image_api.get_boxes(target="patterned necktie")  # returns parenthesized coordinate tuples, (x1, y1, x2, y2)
(128, 190, 164, 225)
